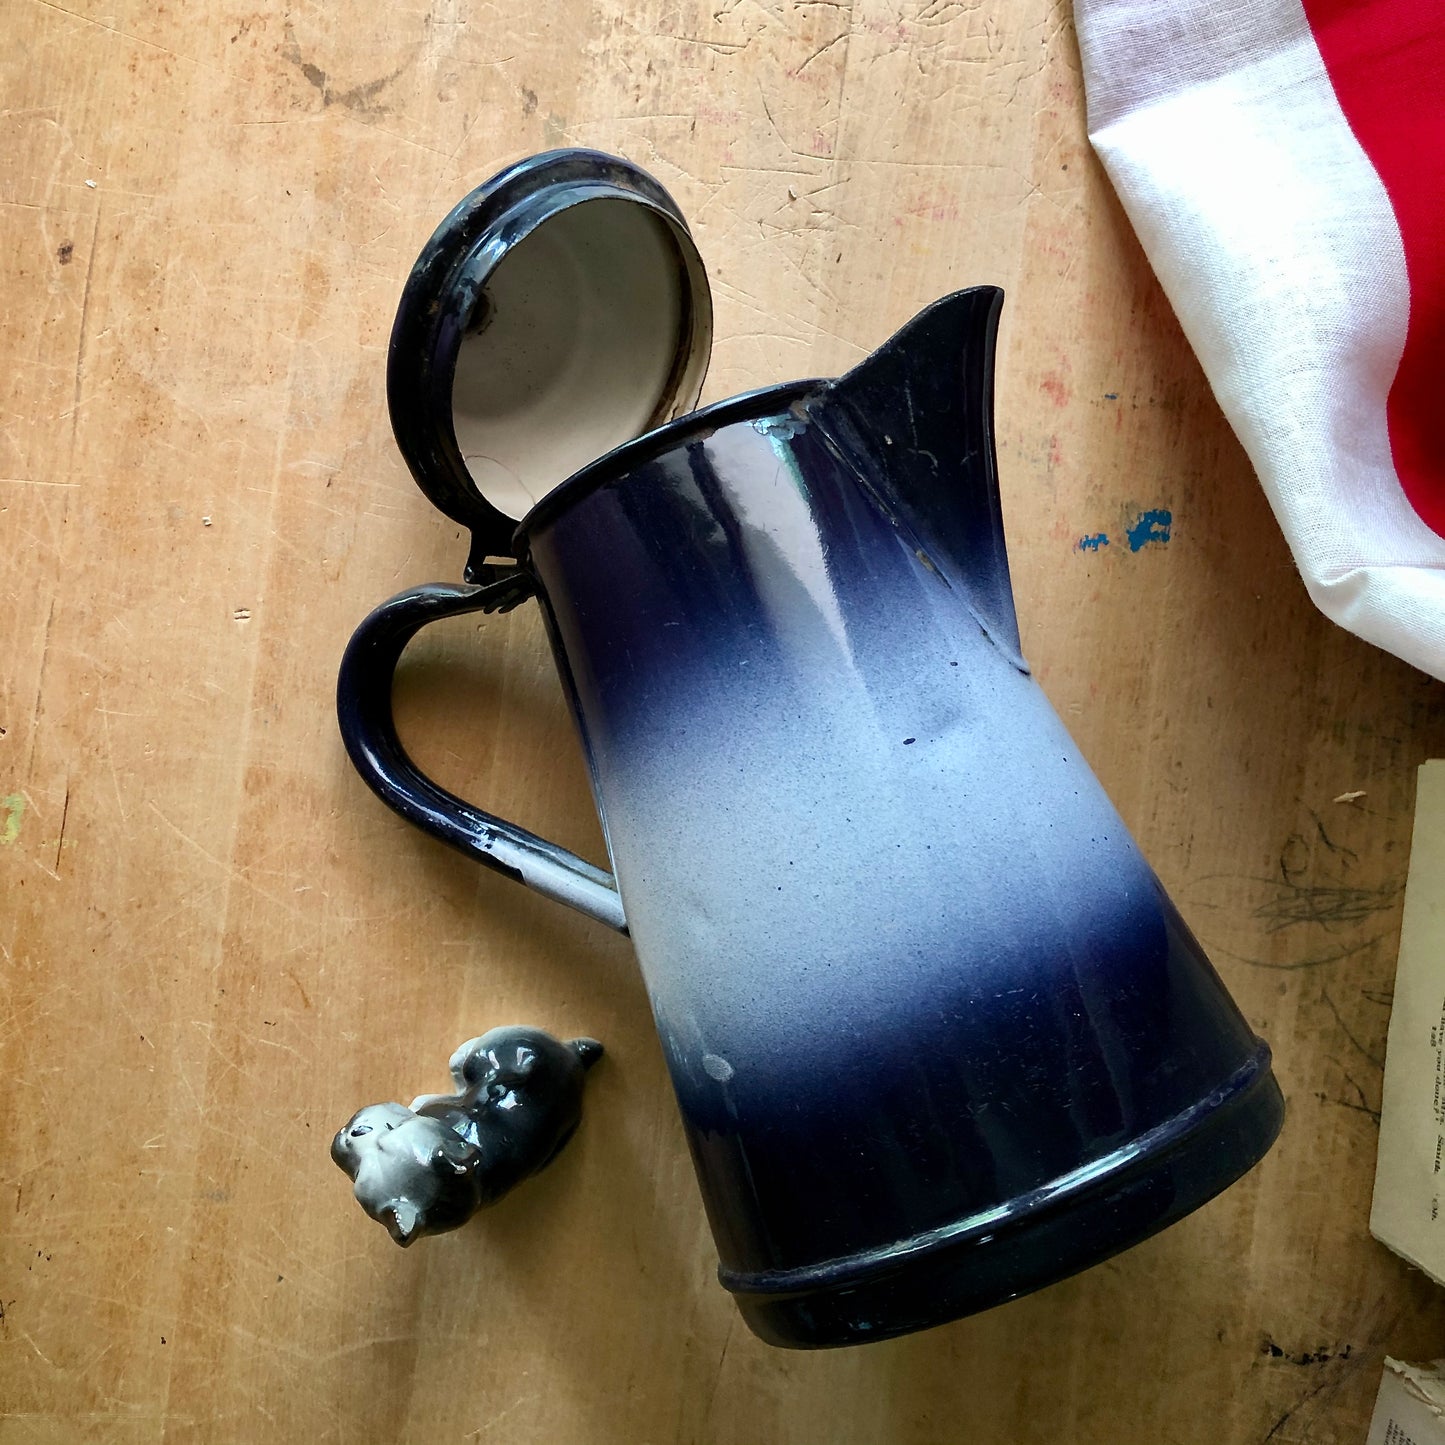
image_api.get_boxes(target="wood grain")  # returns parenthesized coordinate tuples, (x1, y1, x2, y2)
(3, 0, 1443, 1440)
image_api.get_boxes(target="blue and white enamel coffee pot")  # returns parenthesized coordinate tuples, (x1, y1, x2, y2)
(337, 150, 1283, 1348)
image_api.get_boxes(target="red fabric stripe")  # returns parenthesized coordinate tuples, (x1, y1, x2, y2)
(1301, 0, 1445, 538)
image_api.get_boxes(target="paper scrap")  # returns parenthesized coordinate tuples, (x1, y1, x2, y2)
(1371, 761, 1445, 1283)
(1367, 1358, 1445, 1445)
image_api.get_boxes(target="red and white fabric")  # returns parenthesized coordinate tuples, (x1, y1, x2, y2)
(1075, 0, 1445, 681)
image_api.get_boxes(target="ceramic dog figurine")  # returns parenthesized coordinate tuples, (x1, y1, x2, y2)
(331, 1026, 602, 1245)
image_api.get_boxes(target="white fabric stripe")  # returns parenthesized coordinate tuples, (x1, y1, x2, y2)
(1076, 0, 1445, 680)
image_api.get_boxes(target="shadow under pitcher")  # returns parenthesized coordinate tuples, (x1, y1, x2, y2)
(336, 150, 1283, 1349)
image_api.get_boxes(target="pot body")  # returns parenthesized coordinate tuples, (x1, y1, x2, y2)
(519, 376, 1281, 1347)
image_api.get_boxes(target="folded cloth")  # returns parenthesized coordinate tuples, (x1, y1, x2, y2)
(1075, 0, 1445, 680)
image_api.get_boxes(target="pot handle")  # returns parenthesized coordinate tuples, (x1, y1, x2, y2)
(336, 578, 628, 934)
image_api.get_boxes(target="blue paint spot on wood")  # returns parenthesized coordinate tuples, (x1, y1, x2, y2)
(1125, 509, 1171, 551)
(1076, 533, 1109, 552)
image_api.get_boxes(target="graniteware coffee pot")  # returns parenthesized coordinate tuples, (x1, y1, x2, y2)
(337, 149, 1283, 1348)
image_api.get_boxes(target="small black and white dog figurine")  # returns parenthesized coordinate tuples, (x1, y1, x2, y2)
(331, 1026, 603, 1245)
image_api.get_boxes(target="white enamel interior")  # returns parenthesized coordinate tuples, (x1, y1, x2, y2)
(452, 198, 694, 519)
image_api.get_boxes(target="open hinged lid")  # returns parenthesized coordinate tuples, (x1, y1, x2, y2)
(386, 149, 714, 581)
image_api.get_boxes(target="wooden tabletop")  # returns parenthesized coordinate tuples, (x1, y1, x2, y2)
(5, 0, 1444, 1440)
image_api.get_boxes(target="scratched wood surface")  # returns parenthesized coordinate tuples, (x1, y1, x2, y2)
(4, 0, 1444, 1440)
